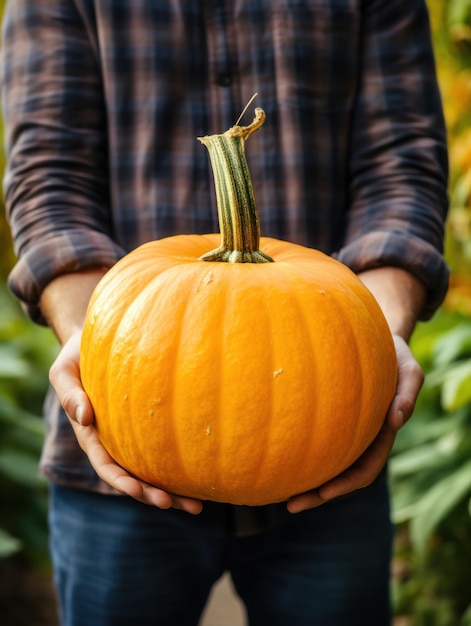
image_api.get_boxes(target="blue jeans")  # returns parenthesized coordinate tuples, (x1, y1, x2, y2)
(49, 475, 392, 626)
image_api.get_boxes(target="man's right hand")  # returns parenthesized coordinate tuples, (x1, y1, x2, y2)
(49, 330, 203, 514)
(40, 269, 203, 514)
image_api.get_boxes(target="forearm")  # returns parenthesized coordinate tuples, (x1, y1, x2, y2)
(2, 0, 121, 324)
(39, 269, 108, 345)
(358, 266, 426, 342)
(338, 0, 448, 319)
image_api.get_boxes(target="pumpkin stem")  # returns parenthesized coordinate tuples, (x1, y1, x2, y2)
(198, 107, 274, 263)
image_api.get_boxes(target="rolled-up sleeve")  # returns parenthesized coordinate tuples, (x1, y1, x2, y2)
(2, 0, 125, 324)
(337, 0, 449, 319)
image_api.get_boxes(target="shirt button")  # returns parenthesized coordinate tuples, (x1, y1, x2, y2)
(216, 72, 232, 87)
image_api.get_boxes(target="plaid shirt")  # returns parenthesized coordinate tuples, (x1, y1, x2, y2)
(2, 0, 448, 530)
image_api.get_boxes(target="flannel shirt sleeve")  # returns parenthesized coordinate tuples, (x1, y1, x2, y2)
(336, 0, 449, 319)
(2, 0, 125, 324)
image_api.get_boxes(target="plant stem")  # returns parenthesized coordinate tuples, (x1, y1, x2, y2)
(198, 107, 274, 263)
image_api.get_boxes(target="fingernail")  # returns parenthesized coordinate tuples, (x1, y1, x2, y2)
(76, 406, 84, 425)
(397, 409, 405, 427)
(287, 501, 305, 514)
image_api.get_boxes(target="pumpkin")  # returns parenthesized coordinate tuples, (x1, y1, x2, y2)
(80, 107, 398, 506)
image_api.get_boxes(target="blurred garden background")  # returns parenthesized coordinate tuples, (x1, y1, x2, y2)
(1, 0, 471, 624)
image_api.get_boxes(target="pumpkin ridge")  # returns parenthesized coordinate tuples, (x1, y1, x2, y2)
(170, 263, 228, 499)
(238, 270, 276, 500)
(341, 271, 397, 444)
(144, 264, 208, 493)
(245, 263, 313, 501)
(214, 268, 272, 502)
(109, 265, 197, 489)
(272, 262, 323, 496)
(281, 260, 370, 497)
(84, 264, 162, 461)
(343, 279, 398, 438)
(99, 308, 132, 468)
(100, 286, 140, 478)
(319, 277, 394, 467)
(320, 285, 372, 471)
(276, 261, 367, 489)
(320, 285, 370, 467)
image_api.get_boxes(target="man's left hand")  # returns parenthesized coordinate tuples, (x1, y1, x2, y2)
(287, 335, 423, 513)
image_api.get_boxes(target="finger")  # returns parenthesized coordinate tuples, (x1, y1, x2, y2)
(129, 482, 203, 514)
(59, 386, 94, 426)
(165, 493, 204, 515)
(317, 423, 396, 501)
(70, 419, 203, 513)
(387, 336, 424, 431)
(287, 423, 396, 512)
(49, 337, 95, 426)
(70, 421, 143, 494)
(137, 482, 203, 514)
(72, 422, 154, 500)
(287, 489, 327, 514)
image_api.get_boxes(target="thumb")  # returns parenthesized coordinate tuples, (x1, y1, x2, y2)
(388, 335, 424, 431)
(49, 332, 95, 426)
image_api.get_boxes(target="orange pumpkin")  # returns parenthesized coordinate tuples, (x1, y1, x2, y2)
(80, 108, 398, 506)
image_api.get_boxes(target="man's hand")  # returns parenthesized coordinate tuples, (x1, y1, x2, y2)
(49, 331, 203, 514)
(40, 270, 202, 514)
(287, 266, 427, 513)
(287, 335, 423, 513)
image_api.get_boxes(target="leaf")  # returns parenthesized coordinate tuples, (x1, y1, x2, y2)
(0, 528, 22, 558)
(390, 442, 453, 478)
(0, 397, 44, 435)
(393, 501, 421, 525)
(410, 459, 471, 551)
(461, 602, 471, 626)
(392, 407, 467, 452)
(0, 449, 46, 487)
(0, 345, 31, 378)
(441, 359, 471, 411)
(448, 0, 471, 27)
(411, 317, 458, 364)
(391, 470, 450, 524)
(433, 322, 471, 365)
(452, 178, 469, 209)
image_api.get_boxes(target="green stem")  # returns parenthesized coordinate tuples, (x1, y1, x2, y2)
(198, 107, 273, 263)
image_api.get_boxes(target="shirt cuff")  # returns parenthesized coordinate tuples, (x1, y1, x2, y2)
(335, 230, 449, 321)
(8, 231, 126, 325)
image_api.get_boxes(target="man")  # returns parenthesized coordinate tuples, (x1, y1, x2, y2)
(2, 1, 448, 624)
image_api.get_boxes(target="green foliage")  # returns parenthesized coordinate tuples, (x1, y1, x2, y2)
(0, 0, 54, 564)
(391, 311, 471, 624)
(389, 2, 471, 619)
(0, 285, 58, 565)
(393, 503, 471, 626)
(392, 314, 471, 551)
